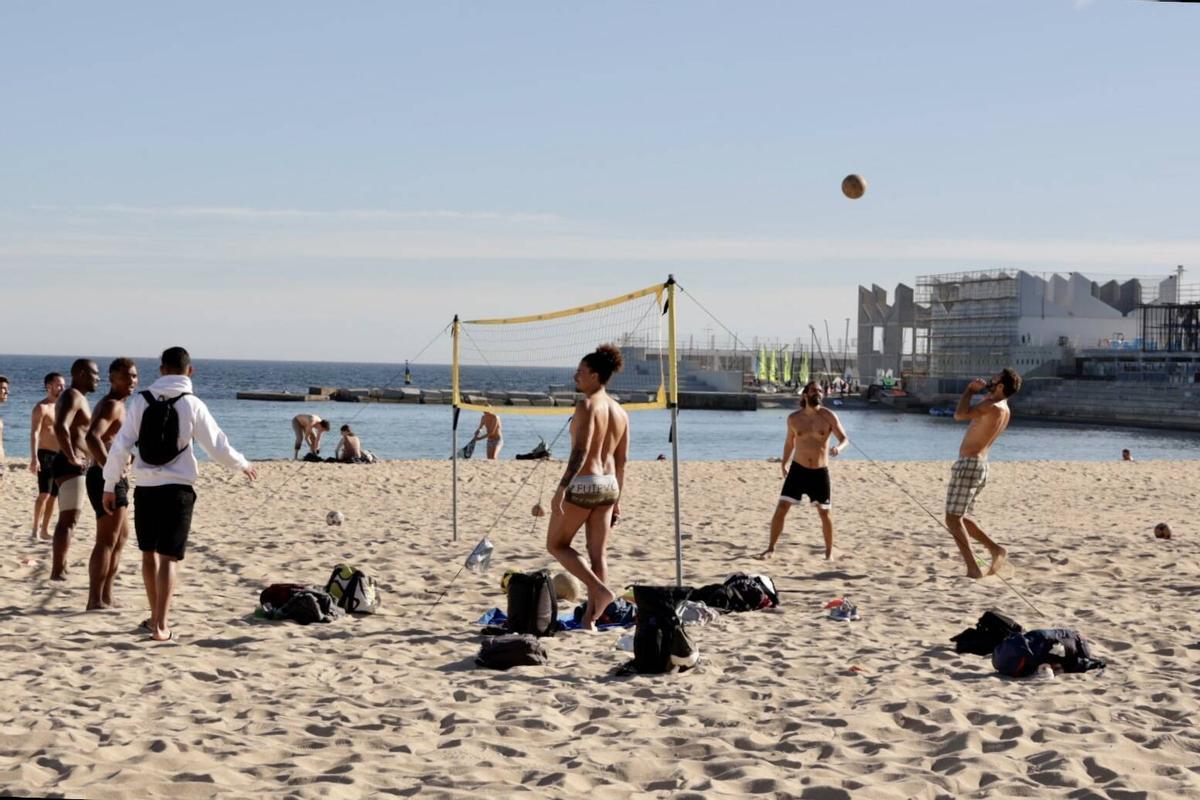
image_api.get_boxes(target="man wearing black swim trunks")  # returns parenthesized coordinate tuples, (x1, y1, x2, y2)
(51, 359, 100, 581)
(760, 381, 849, 561)
(85, 358, 138, 610)
(29, 372, 66, 541)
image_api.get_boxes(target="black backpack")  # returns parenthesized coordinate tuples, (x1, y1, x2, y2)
(137, 391, 191, 466)
(505, 569, 558, 637)
(950, 609, 1023, 656)
(631, 585, 698, 674)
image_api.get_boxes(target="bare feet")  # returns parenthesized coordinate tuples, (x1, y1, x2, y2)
(150, 629, 173, 642)
(38, 529, 52, 541)
(583, 586, 616, 630)
(987, 548, 1008, 576)
(50, 572, 67, 582)
(758, 548, 775, 561)
(965, 566, 985, 579)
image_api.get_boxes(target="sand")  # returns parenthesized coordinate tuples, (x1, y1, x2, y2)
(0, 456, 1197, 798)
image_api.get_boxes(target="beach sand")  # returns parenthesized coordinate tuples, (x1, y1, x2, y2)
(0, 457, 1197, 798)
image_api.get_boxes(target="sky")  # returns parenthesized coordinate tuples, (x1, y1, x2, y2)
(1, 0, 1198, 363)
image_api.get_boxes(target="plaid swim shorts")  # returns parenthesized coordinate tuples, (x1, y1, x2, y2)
(946, 457, 988, 517)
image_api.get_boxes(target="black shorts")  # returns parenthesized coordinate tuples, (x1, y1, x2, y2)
(780, 463, 832, 509)
(86, 466, 129, 519)
(134, 484, 197, 560)
(37, 449, 59, 496)
(51, 451, 86, 482)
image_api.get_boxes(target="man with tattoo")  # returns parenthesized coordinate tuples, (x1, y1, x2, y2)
(51, 359, 100, 580)
(546, 344, 629, 630)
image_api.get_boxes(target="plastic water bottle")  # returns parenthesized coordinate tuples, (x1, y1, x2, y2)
(1036, 663, 1055, 681)
(464, 538, 494, 573)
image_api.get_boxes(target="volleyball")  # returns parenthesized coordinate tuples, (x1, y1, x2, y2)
(1154, 522, 1172, 540)
(531, 503, 546, 518)
(326, 510, 345, 526)
(842, 174, 867, 200)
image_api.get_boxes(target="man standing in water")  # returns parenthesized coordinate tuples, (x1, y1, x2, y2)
(945, 368, 1021, 579)
(760, 380, 849, 560)
(51, 359, 101, 580)
(85, 358, 138, 610)
(546, 344, 628, 630)
(30, 372, 66, 540)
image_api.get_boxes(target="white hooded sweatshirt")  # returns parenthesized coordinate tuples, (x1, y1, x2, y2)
(102, 374, 249, 492)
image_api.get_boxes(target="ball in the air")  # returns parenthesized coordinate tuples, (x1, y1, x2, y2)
(326, 510, 345, 526)
(1154, 522, 1172, 540)
(842, 174, 867, 199)
(531, 503, 546, 518)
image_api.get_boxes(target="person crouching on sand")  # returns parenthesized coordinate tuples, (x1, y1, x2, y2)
(546, 345, 629, 631)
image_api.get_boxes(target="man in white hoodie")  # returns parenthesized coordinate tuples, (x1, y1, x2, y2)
(103, 347, 257, 642)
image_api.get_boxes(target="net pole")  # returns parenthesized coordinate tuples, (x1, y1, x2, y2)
(451, 316, 461, 543)
(667, 275, 683, 587)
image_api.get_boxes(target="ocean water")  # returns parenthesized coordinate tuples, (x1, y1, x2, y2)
(3, 354, 1200, 463)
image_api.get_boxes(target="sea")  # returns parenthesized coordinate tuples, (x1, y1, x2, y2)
(3, 354, 1200, 463)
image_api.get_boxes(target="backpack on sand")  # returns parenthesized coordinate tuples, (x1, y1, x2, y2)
(950, 609, 1023, 656)
(505, 569, 558, 637)
(137, 391, 191, 466)
(476, 634, 549, 670)
(259, 583, 342, 624)
(631, 585, 699, 674)
(324, 564, 381, 614)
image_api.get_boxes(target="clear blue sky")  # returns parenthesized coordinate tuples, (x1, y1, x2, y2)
(1, 1, 1197, 361)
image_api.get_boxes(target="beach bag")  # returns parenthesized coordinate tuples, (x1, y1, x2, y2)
(951, 609, 1023, 656)
(505, 569, 558, 637)
(476, 634, 549, 670)
(632, 585, 698, 674)
(324, 564, 381, 614)
(259, 582, 308, 612)
(137, 391, 191, 466)
(571, 597, 637, 627)
(993, 629, 1106, 677)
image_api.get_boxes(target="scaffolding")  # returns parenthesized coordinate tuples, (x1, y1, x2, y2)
(1140, 303, 1200, 353)
(915, 270, 1021, 377)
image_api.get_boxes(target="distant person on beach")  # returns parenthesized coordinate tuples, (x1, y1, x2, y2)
(547, 344, 629, 630)
(292, 413, 330, 459)
(103, 347, 256, 642)
(471, 411, 504, 459)
(760, 380, 849, 561)
(1121, 449, 1134, 462)
(335, 424, 363, 462)
(29, 372, 66, 540)
(945, 368, 1021, 579)
(50, 359, 100, 581)
(85, 358, 138, 610)
(0, 375, 8, 490)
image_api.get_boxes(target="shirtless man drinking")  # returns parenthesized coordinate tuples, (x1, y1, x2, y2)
(30, 372, 66, 540)
(945, 367, 1021, 579)
(471, 411, 504, 459)
(760, 381, 849, 560)
(292, 413, 330, 459)
(50, 359, 100, 580)
(546, 345, 629, 630)
(85, 358, 138, 609)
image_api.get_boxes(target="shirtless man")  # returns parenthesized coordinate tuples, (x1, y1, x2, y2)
(30, 372, 66, 540)
(50, 359, 100, 581)
(292, 413, 330, 459)
(471, 411, 503, 459)
(945, 367, 1021, 579)
(85, 358, 138, 609)
(760, 381, 849, 560)
(335, 424, 363, 462)
(546, 345, 629, 630)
